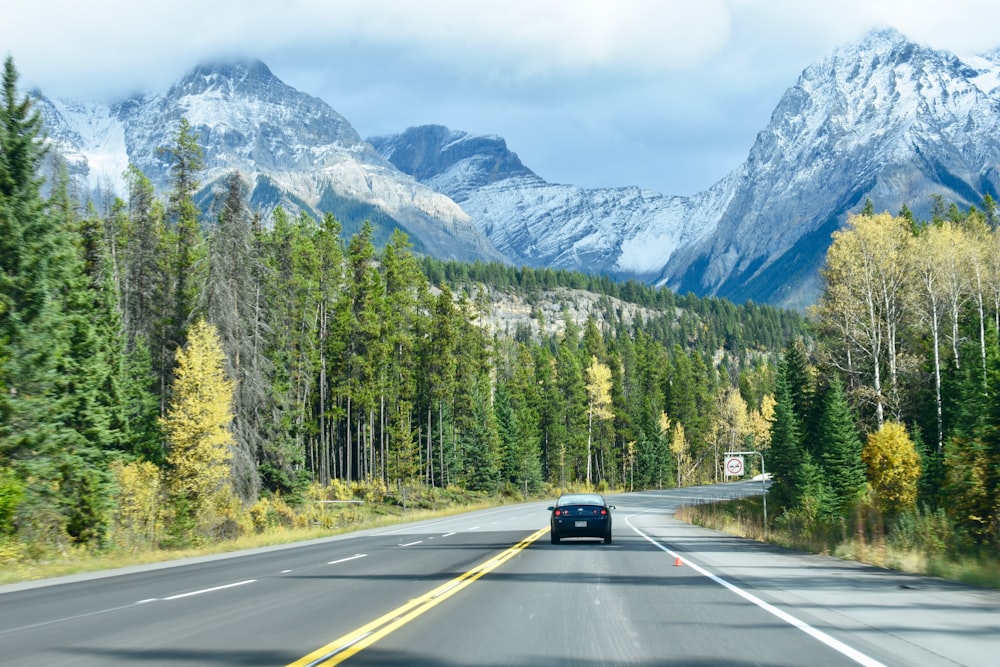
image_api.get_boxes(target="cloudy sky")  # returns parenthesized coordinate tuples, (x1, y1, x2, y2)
(4, 1, 1000, 195)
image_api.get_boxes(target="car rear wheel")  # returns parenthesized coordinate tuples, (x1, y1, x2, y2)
(604, 533, 612, 544)
(551, 533, 560, 544)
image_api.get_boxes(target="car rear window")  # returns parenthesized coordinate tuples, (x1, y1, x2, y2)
(558, 494, 604, 506)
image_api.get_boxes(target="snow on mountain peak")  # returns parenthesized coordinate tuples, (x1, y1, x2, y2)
(37, 61, 501, 263)
(35, 27, 1000, 307)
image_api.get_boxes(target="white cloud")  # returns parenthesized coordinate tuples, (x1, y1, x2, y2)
(4, 0, 1000, 194)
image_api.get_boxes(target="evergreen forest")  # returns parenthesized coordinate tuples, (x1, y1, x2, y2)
(3, 56, 999, 570)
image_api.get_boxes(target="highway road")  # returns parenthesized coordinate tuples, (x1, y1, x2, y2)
(2, 481, 998, 666)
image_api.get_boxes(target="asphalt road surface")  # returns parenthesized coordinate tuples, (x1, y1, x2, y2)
(2, 481, 998, 666)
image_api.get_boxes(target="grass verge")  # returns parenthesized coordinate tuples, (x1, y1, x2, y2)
(676, 497, 1000, 590)
(0, 494, 503, 586)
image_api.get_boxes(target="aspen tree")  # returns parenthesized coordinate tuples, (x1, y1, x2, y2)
(669, 422, 688, 487)
(819, 213, 910, 427)
(863, 421, 920, 516)
(907, 222, 960, 452)
(585, 356, 613, 485)
(715, 386, 750, 481)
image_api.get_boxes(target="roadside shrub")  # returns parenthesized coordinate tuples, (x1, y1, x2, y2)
(0, 468, 25, 536)
(249, 495, 299, 533)
(351, 479, 387, 503)
(109, 460, 163, 552)
(0, 537, 26, 567)
(888, 505, 954, 557)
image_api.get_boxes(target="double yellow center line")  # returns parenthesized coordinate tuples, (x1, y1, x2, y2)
(288, 527, 549, 666)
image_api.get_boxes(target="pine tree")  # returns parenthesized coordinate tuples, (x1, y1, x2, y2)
(555, 340, 587, 484)
(381, 229, 426, 482)
(313, 212, 346, 485)
(257, 209, 320, 492)
(534, 346, 565, 484)
(460, 374, 501, 492)
(420, 284, 458, 486)
(0, 57, 49, 344)
(338, 222, 385, 482)
(498, 344, 544, 494)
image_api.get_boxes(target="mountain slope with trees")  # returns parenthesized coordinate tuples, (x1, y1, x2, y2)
(0, 57, 806, 559)
(7, 52, 999, 582)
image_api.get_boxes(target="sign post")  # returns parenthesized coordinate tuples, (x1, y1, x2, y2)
(724, 451, 767, 532)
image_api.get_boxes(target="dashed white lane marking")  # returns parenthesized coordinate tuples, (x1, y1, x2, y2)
(328, 554, 367, 565)
(162, 579, 257, 601)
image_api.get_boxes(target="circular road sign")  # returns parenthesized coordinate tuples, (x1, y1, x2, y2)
(725, 456, 744, 476)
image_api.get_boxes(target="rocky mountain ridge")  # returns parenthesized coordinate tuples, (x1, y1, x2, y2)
(37, 60, 503, 262)
(373, 29, 1000, 308)
(35, 29, 1000, 308)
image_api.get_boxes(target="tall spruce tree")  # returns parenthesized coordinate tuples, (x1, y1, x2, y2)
(257, 208, 320, 492)
(421, 284, 458, 486)
(0, 58, 114, 545)
(158, 118, 205, 394)
(769, 356, 806, 509)
(338, 222, 385, 481)
(502, 344, 544, 494)
(380, 229, 426, 482)
(816, 374, 866, 515)
(461, 374, 501, 492)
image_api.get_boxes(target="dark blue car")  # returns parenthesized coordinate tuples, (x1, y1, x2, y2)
(548, 493, 614, 544)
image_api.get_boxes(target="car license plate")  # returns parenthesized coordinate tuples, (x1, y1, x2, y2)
(575, 520, 587, 527)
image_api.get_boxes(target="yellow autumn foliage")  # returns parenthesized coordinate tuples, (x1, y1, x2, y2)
(110, 459, 163, 552)
(161, 320, 235, 529)
(862, 421, 920, 515)
(585, 356, 613, 421)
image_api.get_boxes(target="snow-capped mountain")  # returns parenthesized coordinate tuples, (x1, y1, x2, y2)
(669, 28, 1000, 307)
(36, 30, 1000, 308)
(370, 126, 732, 281)
(37, 60, 503, 262)
(374, 29, 1000, 308)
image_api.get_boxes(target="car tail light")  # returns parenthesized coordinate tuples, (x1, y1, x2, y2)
(554, 509, 562, 516)
(601, 509, 607, 515)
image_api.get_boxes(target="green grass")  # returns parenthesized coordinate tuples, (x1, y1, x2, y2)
(0, 494, 504, 586)
(676, 498, 1000, 590)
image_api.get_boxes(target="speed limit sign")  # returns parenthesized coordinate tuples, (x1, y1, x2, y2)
(725, 455, 744, 476)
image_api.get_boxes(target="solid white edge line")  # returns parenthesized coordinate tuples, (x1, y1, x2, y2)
(625, 515, 887, 667)
(162, 579, 257, 601)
